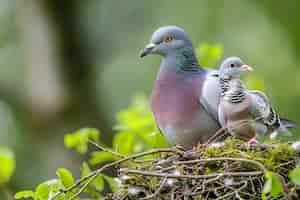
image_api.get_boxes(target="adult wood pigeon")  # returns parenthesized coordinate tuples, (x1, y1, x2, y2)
(140, 26, 221, 148)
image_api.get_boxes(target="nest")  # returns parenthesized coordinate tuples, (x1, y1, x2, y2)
(103, 139, 300, 200)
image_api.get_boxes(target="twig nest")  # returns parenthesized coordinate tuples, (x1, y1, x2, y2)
(106, 138, 299, 200)
(128, 186, 145, 197)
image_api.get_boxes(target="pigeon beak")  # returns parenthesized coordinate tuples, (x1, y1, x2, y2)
(140, 43, 156, 58)
(240, 65, 254, 72)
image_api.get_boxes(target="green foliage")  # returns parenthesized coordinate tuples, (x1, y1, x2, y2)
(90, 95, 169, 166)
(15, 180, 62, 200)
(195, 43, 223, 68)
(262, 172, 284, 199)
(35, 183, 50, 200)
(81, 162, 104, 191)
(15, 162, 109, 200)
(289, 167, 300, 185)
(114, 95, 169, 152)
(15, 95, 167, 199)
(56, 168, 75, 188)
(0, 147, 15, 185)
(15, 171, 64, 200)
(64, 128, 99, 154)
(15, 191, 35, 199)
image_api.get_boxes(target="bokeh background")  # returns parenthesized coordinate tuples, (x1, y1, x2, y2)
(0, 0, 300, 197)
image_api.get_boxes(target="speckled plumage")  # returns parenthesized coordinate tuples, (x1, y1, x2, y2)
(217, 57, 295, 141)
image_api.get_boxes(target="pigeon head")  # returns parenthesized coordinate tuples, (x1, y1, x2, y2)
(140, 26, 194, 58)
(219, 57, 253, 79)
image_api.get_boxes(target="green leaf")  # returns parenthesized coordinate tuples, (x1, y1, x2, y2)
(64, 134, 79, 149)
(81, 162, 104, 191)
(104, 175, 118, 192)
(93, 175, 104, 191)
(81, 162, 91, 177)
(0, 147, 15, 185)
(138, 130, 169, 148)
(35, 183, 50, 199)
(14, 191, 35, 199)
(64, 128, 100, 154)
(112, 94, 169, 155)
(44, 179, 64, 200)
(56, 168, 75, 188)
(89, 151, 118, 165)
(262, 172, 284, 198)
(113, 132, 135, 155)
(289, 167, 300, 185)
(114, 95, 155, 133)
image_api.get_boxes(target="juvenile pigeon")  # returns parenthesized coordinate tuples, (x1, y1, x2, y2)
(140, 26, 221, 148)
(217, 57, 295, 143)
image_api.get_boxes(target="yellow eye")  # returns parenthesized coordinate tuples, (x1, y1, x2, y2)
(164, 35, 173, 43)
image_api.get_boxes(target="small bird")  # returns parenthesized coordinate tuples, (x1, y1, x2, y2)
(140, 26, 221, 148)
(217, 57, 295, 143)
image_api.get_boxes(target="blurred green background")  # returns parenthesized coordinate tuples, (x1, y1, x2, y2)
(0, 0, 300, 197)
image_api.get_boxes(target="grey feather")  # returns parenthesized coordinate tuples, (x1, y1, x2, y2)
(199, 69, 221, 124)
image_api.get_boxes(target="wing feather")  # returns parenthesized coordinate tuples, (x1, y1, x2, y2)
(199, 70, 221, 124)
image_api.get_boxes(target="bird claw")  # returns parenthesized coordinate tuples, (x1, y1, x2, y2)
(247, 137, 260, 148)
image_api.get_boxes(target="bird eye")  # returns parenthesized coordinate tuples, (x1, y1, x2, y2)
(164, 35, 173, 43)
(230, 63, 235, 68)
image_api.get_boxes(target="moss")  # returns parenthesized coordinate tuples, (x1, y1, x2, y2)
(202, 138, 296, 173)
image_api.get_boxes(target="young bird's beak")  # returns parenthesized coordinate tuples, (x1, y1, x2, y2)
(140, 43, 156, 58)
(240, 65, 254, 72)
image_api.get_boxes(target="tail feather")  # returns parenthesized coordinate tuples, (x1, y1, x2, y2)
(280, 118, 297, 129)
(270, 118, 296, 140)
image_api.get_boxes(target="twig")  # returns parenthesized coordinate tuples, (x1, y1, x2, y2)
(175, 157, 268, 172)
(89, 140, 163, 163)
(88, 140, 126, 158)
(69, 173, 98, 200)
(205, 126, 228, 146)
(215, 181, 247, 200)
(120, 168, 263, 179)
(50, 148, 178, 200)
(203, 174, 224, 185)
(140, 177, 167, 200)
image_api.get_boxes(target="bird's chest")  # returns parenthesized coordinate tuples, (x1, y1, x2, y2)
(220, 98, 251, 122)
(219, 98, 256, 140)
(151, 75, 201, 128)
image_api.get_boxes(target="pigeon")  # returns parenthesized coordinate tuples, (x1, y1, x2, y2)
(140, 26, 221, 148)
(217, 57, 295, 143)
